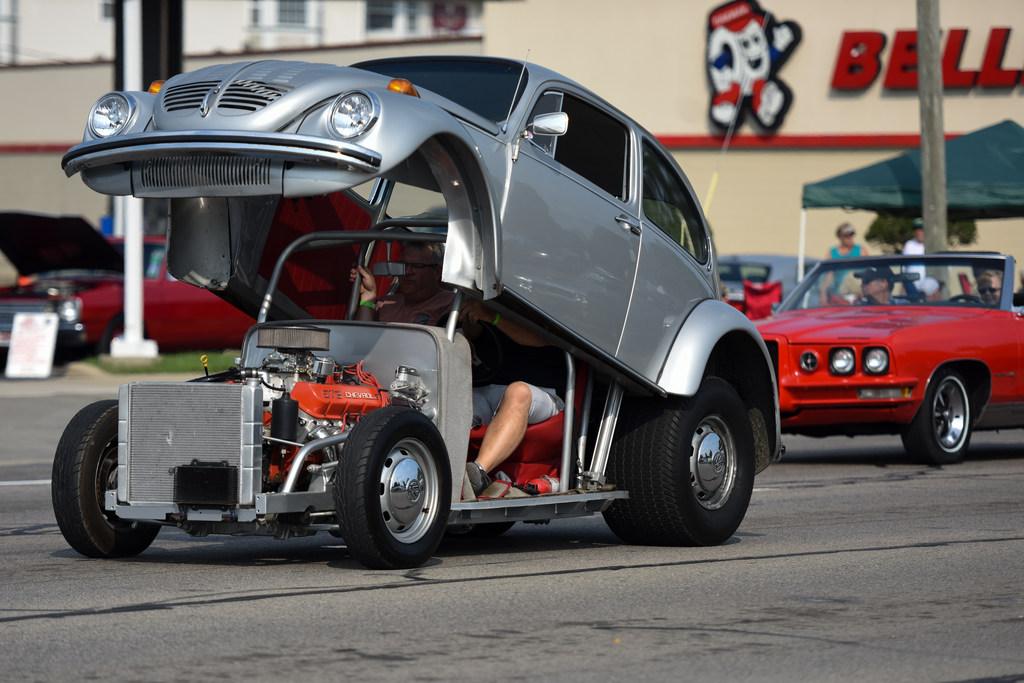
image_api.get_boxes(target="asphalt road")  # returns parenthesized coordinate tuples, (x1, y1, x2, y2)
(1, 369, 1023, 682)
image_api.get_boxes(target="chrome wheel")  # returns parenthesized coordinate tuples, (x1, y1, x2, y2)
(690, 415, 737, 510)
(932, 375, 969, 452)
(378, 437, 441, 543)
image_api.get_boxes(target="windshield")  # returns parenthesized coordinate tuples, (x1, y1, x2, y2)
(354, 57, 528, 123)
(781, 255, 1011, 311)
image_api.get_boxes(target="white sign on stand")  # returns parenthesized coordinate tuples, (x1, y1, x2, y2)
(4, 312, 59, 379)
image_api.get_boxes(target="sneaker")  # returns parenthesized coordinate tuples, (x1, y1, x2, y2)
(465, 461, 492, 497)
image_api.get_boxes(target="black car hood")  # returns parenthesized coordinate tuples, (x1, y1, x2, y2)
(0, 213, 123, 276)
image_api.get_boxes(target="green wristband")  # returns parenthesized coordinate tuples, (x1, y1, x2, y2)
(492, 313, 500, 326)
(359, 300, 375, 308)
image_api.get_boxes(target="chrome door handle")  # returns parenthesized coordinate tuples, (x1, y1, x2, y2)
(617, 215, 641, 235)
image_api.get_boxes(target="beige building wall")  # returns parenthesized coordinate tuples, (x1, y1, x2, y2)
(484, 0, 1024, 262)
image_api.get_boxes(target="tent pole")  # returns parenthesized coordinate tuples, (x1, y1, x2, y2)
(798, 209, 807, 281)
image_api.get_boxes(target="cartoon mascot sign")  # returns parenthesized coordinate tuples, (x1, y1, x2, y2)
(706, 0, 801, 133)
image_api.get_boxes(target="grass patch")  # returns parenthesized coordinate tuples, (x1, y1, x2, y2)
(87, 350, 241, 374)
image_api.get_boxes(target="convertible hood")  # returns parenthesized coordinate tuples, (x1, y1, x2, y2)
(757, 306, 994, 343)
(0, 213, 122, 276)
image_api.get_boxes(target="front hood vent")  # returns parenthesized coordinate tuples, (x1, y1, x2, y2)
(162, 78, 293, 115)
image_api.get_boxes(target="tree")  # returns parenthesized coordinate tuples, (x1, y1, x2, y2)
(865, 214, 977, 254)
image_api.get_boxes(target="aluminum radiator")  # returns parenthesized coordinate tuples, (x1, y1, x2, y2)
(117, 382, 263, 507)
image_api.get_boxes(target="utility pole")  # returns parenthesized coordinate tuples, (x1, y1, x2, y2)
(917, 0, 947, 253)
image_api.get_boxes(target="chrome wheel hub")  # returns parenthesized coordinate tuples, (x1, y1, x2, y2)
(378, 437, 439, 543)
(933, 377, 968, 451)
(690, 415, 736, 510)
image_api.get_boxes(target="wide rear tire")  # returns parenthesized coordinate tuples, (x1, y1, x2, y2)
(603, 378, 754, 546)
(52, 400, 160, 558)
(333, 407, 451, 569)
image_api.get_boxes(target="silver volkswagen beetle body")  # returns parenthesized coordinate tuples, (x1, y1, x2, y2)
(54, 56, 781, 569)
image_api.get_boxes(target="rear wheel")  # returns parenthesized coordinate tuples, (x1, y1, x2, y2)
(333, 407, 451, 569)
(603, 378, 754, 546)
(901, 369, 971, 465)
(51, 400, 160, 557)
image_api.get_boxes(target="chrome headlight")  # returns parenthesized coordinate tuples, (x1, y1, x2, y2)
(328, 91, 379, 139)
(88, 93, 134, 138)
(863, 347, 890, 375)
(829, 347, 855, 376)
(58, 298, 81, 323)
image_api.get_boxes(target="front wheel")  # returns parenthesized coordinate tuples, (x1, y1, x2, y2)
(901, 369, 971, 465)
(603, 378, 755, 546)
(51, 400, 160, 557)
(333, 407, 452, 569)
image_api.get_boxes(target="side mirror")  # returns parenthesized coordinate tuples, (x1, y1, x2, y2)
(372, 261, 406, 277)
(528, 111, 568, 137)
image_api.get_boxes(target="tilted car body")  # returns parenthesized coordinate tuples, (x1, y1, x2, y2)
(53, 56, 781, 569)
(0, 212, 253, 355)
(757, 253, 1024, 464)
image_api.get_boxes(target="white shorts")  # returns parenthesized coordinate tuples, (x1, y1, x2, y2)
(472, 383, 564, 428)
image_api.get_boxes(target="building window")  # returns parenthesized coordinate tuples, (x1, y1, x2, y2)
(278, 0, 307, 26)
(367, 1, 396, 32)
(250, 0, 260, 27)
(101, 0, 115, 20)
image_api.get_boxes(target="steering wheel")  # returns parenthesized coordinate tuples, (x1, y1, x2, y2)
(948, 294, 984, 305)
(468, 322, 504, 386)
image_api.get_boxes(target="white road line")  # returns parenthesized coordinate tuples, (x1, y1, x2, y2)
(0, 479, 51, 486)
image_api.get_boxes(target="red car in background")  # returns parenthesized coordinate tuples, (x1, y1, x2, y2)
(0, 213, 253, 356)
(757, 253, 1024, 465)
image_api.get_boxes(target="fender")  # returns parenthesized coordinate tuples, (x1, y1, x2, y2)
(659, 298, 777, 397)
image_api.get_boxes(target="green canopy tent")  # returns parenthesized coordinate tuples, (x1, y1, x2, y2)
(797, 119, 1024, 275)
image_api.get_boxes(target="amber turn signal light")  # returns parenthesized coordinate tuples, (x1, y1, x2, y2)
(387, 78, 420, 97)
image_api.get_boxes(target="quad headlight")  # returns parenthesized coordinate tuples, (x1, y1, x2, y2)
(328, 91, 379, 139)
(862, 347, 890, 375)
(88, 93, 134, 138)
(829, 347, 855, 376)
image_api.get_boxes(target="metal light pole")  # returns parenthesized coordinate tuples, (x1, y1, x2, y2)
(917, 0, 947, 253)
(110, 0, 157, 359)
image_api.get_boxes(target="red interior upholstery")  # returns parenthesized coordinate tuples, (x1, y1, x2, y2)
(468, 413, 564, 484)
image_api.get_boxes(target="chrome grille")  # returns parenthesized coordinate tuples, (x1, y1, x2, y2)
(138, 157, 274, 190)
(120, 382, 262, 505)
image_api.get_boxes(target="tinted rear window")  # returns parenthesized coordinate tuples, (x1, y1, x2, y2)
(354, 58, 527, 122)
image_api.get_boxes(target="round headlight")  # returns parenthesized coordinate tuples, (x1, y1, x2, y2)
(88, 93, 133, 138)
(799, 351, 819, 372)
(830, 348, 855, 375)
(863, 347, 890, 375)
(329, 91, 378, 139)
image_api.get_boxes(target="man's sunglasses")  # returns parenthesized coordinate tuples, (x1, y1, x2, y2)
(403, 262, 439, 272)
(978, 287, 1000, 294)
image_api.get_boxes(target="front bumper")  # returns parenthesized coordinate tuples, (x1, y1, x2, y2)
(62, 130, 383, 198)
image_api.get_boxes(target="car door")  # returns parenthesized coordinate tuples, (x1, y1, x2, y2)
(500, 88, 638, 359)
(616, 139, 716, 382)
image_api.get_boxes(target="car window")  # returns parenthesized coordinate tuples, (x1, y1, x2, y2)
(641, 140, 708, 263)
(720, 262, 770, 283)
(533, 91, 629, 202)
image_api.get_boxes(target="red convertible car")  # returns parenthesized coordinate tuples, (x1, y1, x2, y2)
(0, 213, 253, 356)
(757, 253, 1024, 464)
